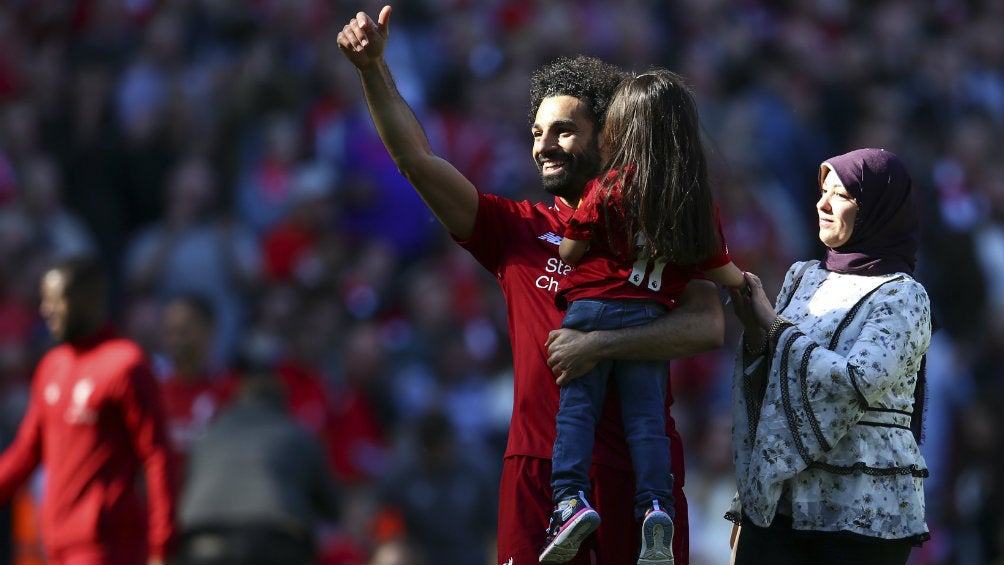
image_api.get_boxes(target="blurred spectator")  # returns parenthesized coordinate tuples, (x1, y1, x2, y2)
(947, 396, 1002, 565)
(261, 162, 344, 287)
(235, 111, 305, 237)
(325, 320, 391, 484)
(375, 409, 496, 565)
(317, 485, 381, 565)
(0, 238, 38, 377)
(239, 284, 388, 485)
(338, 239, 401, 321)
(16, 153, 98, 262)
(113, 9, 186, 235)
(175, 363, 341, 565)
(156, 293, 236, 483)
(0, 356, 23, 565)
(123, 155, 261, 365)
(386, 262, 470, 425)
(273, 295, 342, 436)
(685, 408, 737, 565)
(0, 151, 99, 344)
(367, 539, 419, 565)
(0, 100, 42, 169)
(330, 104, 437, 258)
(915, 331, 975, 565)
(49, 51, 134, 279)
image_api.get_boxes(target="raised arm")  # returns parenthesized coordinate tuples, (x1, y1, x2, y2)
(337, 6, 480, 239)
(546, 278, 725, 384)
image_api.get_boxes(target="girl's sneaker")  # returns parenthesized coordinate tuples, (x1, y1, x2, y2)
(538, 491, 601, 564)
(638, 501, 674, 565)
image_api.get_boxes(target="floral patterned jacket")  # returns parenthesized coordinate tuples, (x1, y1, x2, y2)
(727, 260, 932, 544)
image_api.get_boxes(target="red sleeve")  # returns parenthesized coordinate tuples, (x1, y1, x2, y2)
(697, 205, 733, 270)
(454, 191, 532, 273)
(0, 382, 43, 504)
(120, 359, 177, 559)
(563, 179, 601, 241)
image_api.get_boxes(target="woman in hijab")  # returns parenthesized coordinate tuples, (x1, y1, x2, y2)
(726, 148, 932, 564)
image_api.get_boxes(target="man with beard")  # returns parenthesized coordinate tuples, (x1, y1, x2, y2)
(337, 7, 724, 565)
(0, 257, 177, 565)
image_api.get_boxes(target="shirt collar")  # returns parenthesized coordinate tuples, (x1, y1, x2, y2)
(553, 196, 576, 224)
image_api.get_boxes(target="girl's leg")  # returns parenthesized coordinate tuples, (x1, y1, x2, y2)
(614, 358, 673, 517)
(551, 362, 610, 501)
(552, 300, 611, 502)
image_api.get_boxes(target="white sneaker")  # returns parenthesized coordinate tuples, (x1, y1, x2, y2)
(638, 501, 674, 565)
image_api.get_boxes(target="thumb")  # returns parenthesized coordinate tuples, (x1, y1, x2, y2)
(556, 371, 569, 386)
(378, 5, 392, 31)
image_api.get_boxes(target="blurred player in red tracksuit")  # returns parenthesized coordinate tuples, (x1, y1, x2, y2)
(0, 256, 177, 565)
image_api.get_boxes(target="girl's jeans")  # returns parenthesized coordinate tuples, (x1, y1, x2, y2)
(551, 298, 674, 519)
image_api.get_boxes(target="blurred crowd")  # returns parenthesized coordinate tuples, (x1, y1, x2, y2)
(0, 0, 1002, 564)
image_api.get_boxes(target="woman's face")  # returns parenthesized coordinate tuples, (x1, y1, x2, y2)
(816, 168, 859, 248)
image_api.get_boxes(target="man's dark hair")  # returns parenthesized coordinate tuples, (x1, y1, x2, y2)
(168, 292, 217, 326)
(528, 56, 628, 130)
(51, 255, 107, 298)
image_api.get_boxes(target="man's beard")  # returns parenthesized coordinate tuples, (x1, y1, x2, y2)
(537, 147, 602, 201)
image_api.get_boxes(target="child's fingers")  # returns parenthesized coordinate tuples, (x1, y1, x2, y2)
(741, 272, 754, 298)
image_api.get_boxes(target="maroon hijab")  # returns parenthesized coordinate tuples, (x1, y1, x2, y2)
(819, 148, 929, 442)
(819, 148, 919, 276)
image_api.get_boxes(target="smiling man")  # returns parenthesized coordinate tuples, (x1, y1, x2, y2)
(533, 96, 603, 198)
(337, 6, 724, 564)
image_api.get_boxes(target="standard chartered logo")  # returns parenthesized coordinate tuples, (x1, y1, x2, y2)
(536, 256, 572, 292)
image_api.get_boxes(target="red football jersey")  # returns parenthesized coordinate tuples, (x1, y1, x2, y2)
(456, 191, 684, 471)
(0, 327, 176, 564)
(559, 175, 732, 309)
(160, 372, 235, 475)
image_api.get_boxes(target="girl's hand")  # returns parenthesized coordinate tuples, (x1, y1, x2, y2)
(728, 271, 774, 348)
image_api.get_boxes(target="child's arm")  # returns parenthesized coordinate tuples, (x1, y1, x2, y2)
(559, 237, 590, 266)
(704, 261, 747, 290)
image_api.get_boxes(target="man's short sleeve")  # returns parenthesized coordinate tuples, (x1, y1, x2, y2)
(564, 179, 602, 241)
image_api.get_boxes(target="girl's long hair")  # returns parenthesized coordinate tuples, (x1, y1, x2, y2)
(599, 69, 719, 264)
